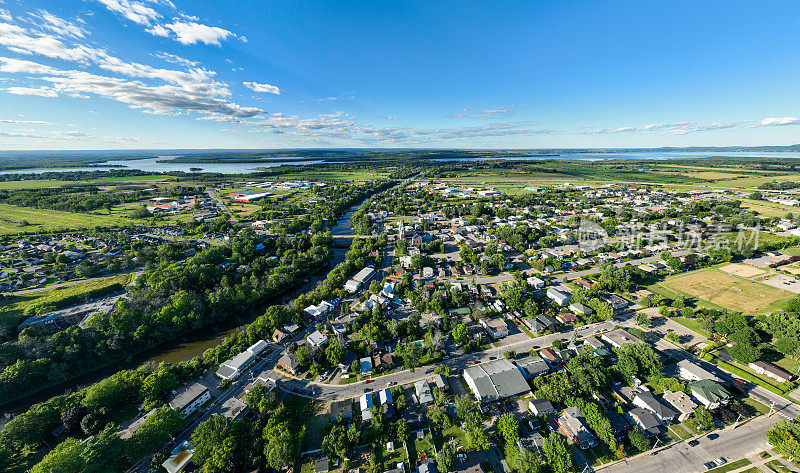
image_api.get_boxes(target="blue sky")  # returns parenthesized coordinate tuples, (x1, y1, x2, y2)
(0, 0, 799, 149)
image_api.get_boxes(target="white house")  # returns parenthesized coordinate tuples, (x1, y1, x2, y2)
(546, 287, 571, 306)
(307, 330, 329, 347)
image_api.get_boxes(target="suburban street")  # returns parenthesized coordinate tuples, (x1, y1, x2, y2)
(598, 414, 781, 473)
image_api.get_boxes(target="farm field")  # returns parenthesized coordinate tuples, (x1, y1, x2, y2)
(662, 269, 794, 314)
(0, 203, 135, 234)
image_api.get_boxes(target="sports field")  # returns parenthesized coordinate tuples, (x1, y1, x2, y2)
(0, 203, 135, 234)
(719, 263, 765, 278)
(663, 269, 794, 314)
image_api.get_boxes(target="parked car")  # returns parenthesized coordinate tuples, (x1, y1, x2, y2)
(715, 458, 727, 466)
(688, 440, 699, 447)
(708, 433, 719, 440)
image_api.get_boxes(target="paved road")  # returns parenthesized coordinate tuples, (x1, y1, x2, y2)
(268, 319, 619, 402)
(597, 414, 778, 473)
(205, 189, 236, 222)
(554, 250, 692, 282)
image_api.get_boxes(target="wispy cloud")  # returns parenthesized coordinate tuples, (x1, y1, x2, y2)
(30, 10, 88, 39)
(447, 104, 525, 120)
(6, 86, 58, 97)
(0, 119, 53, 125)
(760, 116, 799, 126)
(94, 0, 164, 26)
(153, 51, 198, 68)
(243, 81, 281, 95)
(581, 121, 741, 135)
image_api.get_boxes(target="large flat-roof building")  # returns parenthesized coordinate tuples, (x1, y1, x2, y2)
(462, 359, 530, 403)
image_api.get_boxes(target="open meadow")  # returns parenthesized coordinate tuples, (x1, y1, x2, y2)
(0, 203, 136, 234)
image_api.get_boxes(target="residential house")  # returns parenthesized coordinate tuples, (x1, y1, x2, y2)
(330, 399, 354, 423)
(556, 312, 578, 324)
(307, 330, 329, 348)
(627, 407, 661, 438)
(546, 287, 571, 306)
(676, 359, 722, 383)
(569, 302, 593, 317)
(169, 383, 211, 417)
(661, 390, 697, 422)
(632, 391, 679, 424)
(278, 352, 299, 374)
(538, 348, 561, 366)
(480, 318, 509, 339)
(517, 357, 549, 379)
(558, 406, 598, 449)
(689, 380, 731, 409)
(162, 441, 194, 473)
(415, 380, 434, 405)
(601, 328, 644, 348)
(749, 361, 793, 384)
(528, 398, 556, 416)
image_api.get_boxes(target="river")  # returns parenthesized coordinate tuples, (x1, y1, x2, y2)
(1, 200, 365, 412)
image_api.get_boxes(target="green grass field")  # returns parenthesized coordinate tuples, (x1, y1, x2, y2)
(0, 273, 133, 327)
(258, 170, 391, 181)
(0, 180, 77, 190)
(661, 269, 794, 315)
(0, 203, 136, 234)
(705, 458, 751, 473)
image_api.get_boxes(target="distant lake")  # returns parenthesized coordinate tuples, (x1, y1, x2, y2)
(0, 156, 324, 175)
(433, 151, 800, 161)
(3, 151, 800, 176)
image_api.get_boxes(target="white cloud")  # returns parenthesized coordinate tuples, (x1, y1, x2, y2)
(6, 86, 58, 97)
(761, 117, 799, 126)
(243, 81, 281, 95)
(0, 57, 262, 119)
(0, 22, 103, 62)
(447, 104, 524, 120)
(0, 9, 12, 22)
(154, 51, 198, 68)
(146, 24, 170, 37)
(94, 0, 163, 26)
(582, 121, 740, 135)
(31, 10, 88, 38)
(0, 17, 260, 121)
(243, 111, 553, 144)
(164, 21, 233, 45)
(0, 119, 53, 125)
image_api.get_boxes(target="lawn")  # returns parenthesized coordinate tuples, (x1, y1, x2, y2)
(0, 273, 133, 327)
(661, 269, 794, 315)
(671, 316, 712, 337)
(0, 203, 136, 234)
(705, 458, 751, 473)
(667, 424, 693, 440)
(765, 460, 793, 473)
